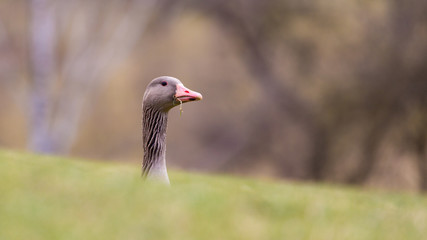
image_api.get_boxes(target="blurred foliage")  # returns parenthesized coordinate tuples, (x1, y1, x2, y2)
(0, 0, 426, 190)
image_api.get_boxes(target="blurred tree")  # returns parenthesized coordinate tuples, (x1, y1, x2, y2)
(27, 0, 160, 154)
(321, 0, 427, 189)
(28, 0, 57, 152)
(345, 0, 427, 185)
(182, 0, 427, 188)
(183, 0, 329, 179)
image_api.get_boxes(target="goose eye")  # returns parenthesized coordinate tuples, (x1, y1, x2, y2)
(161, 81, 167, 86)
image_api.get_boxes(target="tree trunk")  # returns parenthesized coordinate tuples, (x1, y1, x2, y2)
(28, 0, 56, 153)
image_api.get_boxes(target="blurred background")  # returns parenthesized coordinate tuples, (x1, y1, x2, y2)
(0, 0, 426, 191)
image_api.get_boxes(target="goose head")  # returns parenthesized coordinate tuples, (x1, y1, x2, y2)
(143, 76, 202, 112)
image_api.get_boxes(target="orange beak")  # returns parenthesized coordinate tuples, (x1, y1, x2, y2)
(175, 84, 203, 102)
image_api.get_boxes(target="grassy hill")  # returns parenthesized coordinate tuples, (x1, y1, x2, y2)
(1, 149, 427, 240)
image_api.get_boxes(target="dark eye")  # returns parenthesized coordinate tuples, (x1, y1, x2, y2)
(161, 81, 167, 86)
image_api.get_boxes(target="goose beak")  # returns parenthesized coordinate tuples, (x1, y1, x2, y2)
(175, 84, 203, 102)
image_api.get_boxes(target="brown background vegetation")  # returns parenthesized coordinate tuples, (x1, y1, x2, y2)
(0, 0, 426, 191)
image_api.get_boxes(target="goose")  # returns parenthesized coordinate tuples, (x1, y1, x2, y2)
(142, 76, 202, 184)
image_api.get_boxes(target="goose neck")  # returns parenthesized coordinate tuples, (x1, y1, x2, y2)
(142, 106, 169, 183)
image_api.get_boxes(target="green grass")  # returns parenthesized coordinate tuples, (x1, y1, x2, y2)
(1, 149, 427, 240)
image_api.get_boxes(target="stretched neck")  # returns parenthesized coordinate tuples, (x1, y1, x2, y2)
(142, 106, 170, 184)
